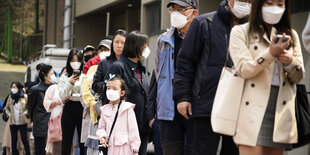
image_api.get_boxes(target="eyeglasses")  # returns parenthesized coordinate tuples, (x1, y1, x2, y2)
(168, 7, 193, 13)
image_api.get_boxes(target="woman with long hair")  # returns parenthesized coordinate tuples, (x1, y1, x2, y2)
(229, 0, 305, 154)
(58, 49, 85, 155)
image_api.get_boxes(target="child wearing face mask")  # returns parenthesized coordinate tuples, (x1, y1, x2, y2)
(96, 74, 141, 155)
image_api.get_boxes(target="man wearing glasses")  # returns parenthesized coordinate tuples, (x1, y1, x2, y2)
(146, 0, 198, 154)
(174, 0, 251, 154)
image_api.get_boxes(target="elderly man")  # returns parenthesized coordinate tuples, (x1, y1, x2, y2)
(173, 0, 251, 154)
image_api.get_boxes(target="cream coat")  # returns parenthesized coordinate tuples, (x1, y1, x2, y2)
(6, 94, 28, 125)
(229, 23, 305, 146)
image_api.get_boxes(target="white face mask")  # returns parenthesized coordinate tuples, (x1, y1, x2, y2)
(11, 88, 18, 94)
(142, 47, 151, 59)
(99, 51, 111, 59)
(170, 10, 192, 29)
(106, 89, 120, 101)
(50, 74, 57, 83)
(231, 1, 251, 19)
(262, 6, 285, 25)
(70, 62, 81, 70)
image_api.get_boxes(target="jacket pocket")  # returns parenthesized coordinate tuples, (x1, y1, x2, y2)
(113, 134, 129, 146)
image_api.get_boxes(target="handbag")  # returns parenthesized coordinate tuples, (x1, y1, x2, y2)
(211, 66, 245, 136)
(98, 102, 121, 155)
(211, 25, 247, 136)
(47, 112, 62, 143)
(293, 84, 310, 148)
(2, 108, 8, 122)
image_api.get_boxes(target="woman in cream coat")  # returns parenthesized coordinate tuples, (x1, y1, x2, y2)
(229, 0, 304, 154)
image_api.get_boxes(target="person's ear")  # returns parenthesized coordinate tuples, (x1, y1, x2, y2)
(120, 90, 125, 97)
(192, 9, 198, 18)
(188, 9, 198, 20)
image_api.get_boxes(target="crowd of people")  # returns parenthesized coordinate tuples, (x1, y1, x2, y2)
(1, 0, 310, 155)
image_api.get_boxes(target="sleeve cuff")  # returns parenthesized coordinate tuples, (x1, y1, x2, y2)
(256, 48, 275, 67)
(284, 57, 297, 72)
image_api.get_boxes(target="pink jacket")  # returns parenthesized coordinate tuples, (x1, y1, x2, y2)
(96, 102, 141, 154)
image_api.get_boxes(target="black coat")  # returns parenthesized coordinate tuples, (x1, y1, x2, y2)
(173, 1, 246, 118)
(104, 55, 150, 132)
(92, 58, 115, 100)
(28, 81, 51, 137)
(145, 70, 157, 123)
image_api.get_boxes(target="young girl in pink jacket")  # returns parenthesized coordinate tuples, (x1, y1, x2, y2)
(96, 74, 141, 155)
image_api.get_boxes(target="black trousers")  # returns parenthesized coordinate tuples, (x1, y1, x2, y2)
(61, 101, 84, 155)
(192, 117, 239, 155)
(139, 132, 151, 155)
(159, 112, 193, 155)
(10, 124, 30, 155)
(34, 136, 46, 155)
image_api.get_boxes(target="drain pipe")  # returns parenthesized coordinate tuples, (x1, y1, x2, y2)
(63, 0, 72, 49)
(106, 12, 110, 36)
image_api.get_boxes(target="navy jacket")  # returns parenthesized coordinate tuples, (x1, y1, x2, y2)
(173, 1, 246, 118)
(104, 55, 150, 132)
(92, 58, 115, 100)
(28, 82, 51, 137)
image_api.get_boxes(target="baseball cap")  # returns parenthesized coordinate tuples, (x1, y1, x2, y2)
(167, 0, 199, 9)
(83, 45, 95, 53)
(97, 39, 112, 50)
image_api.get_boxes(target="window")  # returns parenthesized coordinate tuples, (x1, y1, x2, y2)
(145, 1, 161, 35)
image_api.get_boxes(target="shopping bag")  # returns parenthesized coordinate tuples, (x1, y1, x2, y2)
(211, 67, 244, 136)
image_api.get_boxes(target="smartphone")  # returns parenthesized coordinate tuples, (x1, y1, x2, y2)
(73, 70, 81, 76)
(274, 35, 289, 44)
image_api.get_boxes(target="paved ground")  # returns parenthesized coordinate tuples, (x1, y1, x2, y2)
(0, 59, 26, 152)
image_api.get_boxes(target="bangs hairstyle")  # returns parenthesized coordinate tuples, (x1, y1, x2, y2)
(11, 81, 23, 90)
(106, 29, 127, 61)
(123, 31, 149, 59)
(66, 49, 84, 77)
(107, 74, 128, 101)
(248, 0, 295, 47)
(39, 64, 53, 82)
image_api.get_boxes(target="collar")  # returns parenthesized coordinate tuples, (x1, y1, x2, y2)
(175, 29, 185, 39)
(217, 0, 234, 27)
(120, 55, 146, 72)
(160, 27, 176, 48)
(101, 101, 135, 117)
(37, 81, 52, 91)
(217, 0, 247, 29)
(262, 25, 277, 44)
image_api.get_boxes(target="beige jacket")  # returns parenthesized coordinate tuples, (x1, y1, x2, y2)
(6, 94, 28, 125)
(229, 23, 305, 146)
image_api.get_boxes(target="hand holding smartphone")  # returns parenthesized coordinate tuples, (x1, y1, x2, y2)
(274, 34, 290, 44)
(69, 70, 81, 85)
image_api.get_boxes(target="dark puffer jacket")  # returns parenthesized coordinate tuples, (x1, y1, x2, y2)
(173, 0, 246, 118)
(28, 81, 51, 137)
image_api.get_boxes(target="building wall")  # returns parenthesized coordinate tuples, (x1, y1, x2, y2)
(43, 0, 64, 48)
(73, 15, 107, 49)
(75, 0, 122, 17)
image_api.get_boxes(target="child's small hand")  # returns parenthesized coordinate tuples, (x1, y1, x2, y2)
(133, 149, 139, 153)
(100, 138, 107, 147)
